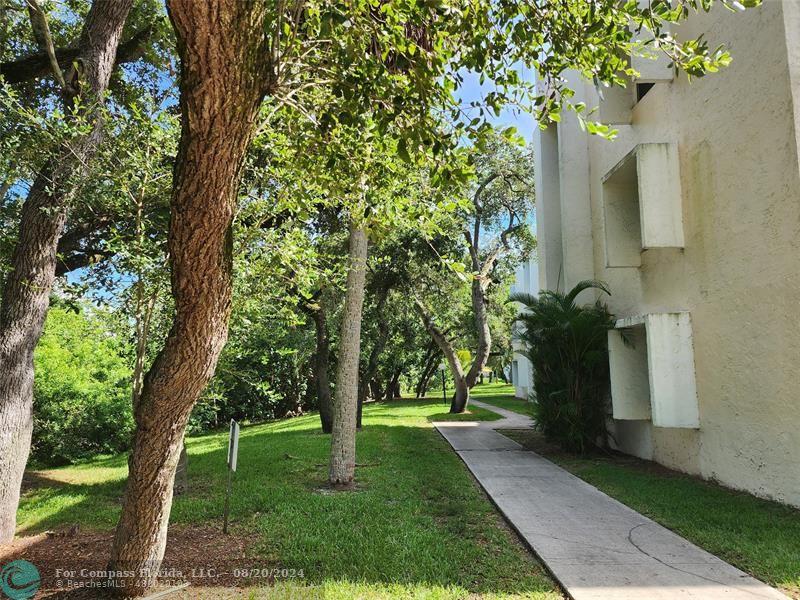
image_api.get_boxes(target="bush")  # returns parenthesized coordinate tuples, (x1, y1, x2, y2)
(510, 281, 615, 453)
(33, 306, 134, 465)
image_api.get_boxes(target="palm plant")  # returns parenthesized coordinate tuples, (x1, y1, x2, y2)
(510, 280, 615, 453)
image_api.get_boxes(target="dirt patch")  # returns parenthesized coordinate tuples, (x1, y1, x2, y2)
(0, 525, 283, 598)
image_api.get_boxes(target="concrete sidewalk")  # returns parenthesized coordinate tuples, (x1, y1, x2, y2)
(434, 400, 789, 600)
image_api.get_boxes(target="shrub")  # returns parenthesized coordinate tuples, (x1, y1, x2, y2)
(33, 306, 134, 465)
(510, 280, 615, 453)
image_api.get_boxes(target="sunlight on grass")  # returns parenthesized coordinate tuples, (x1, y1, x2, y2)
(17, 395, 560, 598)
(500, 428, 800, 597)
(469, 383, 533, 417)
(261, 580, 556, 599)
(16, 491, 86, 533)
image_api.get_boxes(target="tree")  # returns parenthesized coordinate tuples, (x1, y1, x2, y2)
(0, 0, 136, 543)
(414, 293, 472, 411)
(107, 0, 270, 590)
(462, 135, 534, 391)
(328, 220, 369, 485)
(33, 303, 134, 465)
(357, 270, 397, 423)
(302, 289, 335, 433)
(93, 0, 758, 591)
(411, 134, 536, 413)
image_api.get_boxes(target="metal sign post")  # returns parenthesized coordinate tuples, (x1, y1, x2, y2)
(223, 419, 239, 534)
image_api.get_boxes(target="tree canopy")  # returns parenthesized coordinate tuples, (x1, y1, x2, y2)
(0, 0, 761, 593)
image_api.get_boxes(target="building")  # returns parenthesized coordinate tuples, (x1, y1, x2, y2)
(510, 255, 539, 399)
(532, 1, 800, 507)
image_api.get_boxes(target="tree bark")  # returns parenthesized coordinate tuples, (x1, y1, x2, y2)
(415, 343, 438, 398)
(452, 377, 469, 410)
(386, 366, 402, 400)
(131, 286, 158, 408)
(369, 378, 384, 402)
(0, 25, 154, 85)
(305, 295, 333, 433)
(108, 1, 269, 594)
(328, 224, 368, 486)
(0, 0, 134, 544)
(465, 276, 491, 388)
(413, 297, 469, 413)
(356, 391, 364, 431)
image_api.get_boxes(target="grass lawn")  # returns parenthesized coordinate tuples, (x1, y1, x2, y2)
(15, 398, 559, 599)
(469, 383, 533, 416)
(499, 428, 800, 598)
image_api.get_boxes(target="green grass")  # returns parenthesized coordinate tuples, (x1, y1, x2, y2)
(500, 428, 800, 598)
(469, 383, 533, 416)
(18, 398, 559, 599)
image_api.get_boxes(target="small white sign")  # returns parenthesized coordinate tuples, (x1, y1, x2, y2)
(227, 420, 240, 472)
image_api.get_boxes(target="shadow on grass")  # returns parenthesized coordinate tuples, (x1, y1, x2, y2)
(12, 413, 558, 599)
(18, 471, 126, 534)
(424, 407, 502, 422)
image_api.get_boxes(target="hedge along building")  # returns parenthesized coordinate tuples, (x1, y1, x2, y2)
(532, 0, 800, 507)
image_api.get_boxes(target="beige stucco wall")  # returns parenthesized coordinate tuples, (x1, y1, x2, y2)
(537, 1, 800, 506)
(533, 126, 564, 292)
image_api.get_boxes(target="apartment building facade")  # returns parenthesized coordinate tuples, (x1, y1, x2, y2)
(510, 255, 539, 399)
(532, 1, 800, 507)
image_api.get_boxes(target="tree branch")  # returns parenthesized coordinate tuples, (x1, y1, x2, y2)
(0, 25, 155, 85)
(25, 0, 67, 90)
(55, 247, 115, 276)
(478, 217, 523, 280)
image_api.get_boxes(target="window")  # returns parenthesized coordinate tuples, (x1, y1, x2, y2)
(636, 82, 655, 102)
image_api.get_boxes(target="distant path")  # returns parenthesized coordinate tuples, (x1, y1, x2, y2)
(433, 401, 789, 600)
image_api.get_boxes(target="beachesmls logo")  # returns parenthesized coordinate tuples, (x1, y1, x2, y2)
(0, 560, 40, 599)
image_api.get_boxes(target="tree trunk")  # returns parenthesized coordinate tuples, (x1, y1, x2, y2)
(465, 277, 491, 388)
(306, 296, 333, 433)
(132, 285, 158, 407)
(369, 379, 383, 402)
(108, 1, 269, 594)
(386, 366, 402, 400)
(328, 224, 368, 486)
(357, 287, 391, 428)
(413, 297, 469, 413)
(415, 343, 439, 398)
(452, 375, 469, 411)
(0, 0, 134, 543)
(463, 175, 521, 391)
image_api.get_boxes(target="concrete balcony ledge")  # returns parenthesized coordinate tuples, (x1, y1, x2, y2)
(609, 312, 700, 429)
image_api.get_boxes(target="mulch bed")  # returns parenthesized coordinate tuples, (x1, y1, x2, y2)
(0, 525, 279, 598)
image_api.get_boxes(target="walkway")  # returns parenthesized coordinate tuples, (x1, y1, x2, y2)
(433, 400, 789, 600)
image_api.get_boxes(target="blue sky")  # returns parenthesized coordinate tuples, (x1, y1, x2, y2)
(455, 67, 537, 143)
(455, 67, 538, 232)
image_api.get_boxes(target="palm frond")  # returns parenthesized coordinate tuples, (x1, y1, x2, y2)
(563, 279, 610, 307)
(511, 280, 615, 453)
